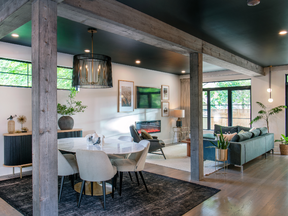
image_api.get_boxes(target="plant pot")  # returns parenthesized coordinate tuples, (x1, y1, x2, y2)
(279, 144, 288, 155)
(215, 148, 228, 161)
(58, 116, 74, 130)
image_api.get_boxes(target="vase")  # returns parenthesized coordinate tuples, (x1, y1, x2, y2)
(215, 148, 228, 161)
(7, 120, 15, 134)
(58, 116, 74, 130)
(279, 144, 288, 155)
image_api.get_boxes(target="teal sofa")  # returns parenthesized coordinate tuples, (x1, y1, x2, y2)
(203, 125, 274, 172)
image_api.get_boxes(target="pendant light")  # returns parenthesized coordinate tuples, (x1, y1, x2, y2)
(247, 0, 260, 6)
(73, 28, 113, 89)
(268, 66, 273, 103)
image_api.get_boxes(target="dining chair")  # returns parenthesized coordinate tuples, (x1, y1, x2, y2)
(76, 149, 117, 209)
(58, 150, 79, 202)
(112, 140, 150, 196)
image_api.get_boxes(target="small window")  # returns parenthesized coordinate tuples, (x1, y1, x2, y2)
(0, 58, 72, 90)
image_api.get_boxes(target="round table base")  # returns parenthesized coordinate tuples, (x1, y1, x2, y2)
(74, 181, 112, 196)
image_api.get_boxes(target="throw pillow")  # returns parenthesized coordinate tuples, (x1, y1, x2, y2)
(238, 130, 248, 134)
(214, 124, 238, 135)
(238, 126, 251, 133)
(238, 132, 253, 142)
(249, 127, 257, 132)
(141, 130, 153, 139)
(217, 132, 237, 141)
(250, 128, 261, 138)
(259, 127, 268, 135)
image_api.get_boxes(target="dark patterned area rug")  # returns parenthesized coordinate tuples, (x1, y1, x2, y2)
(0, 172, 219, 216)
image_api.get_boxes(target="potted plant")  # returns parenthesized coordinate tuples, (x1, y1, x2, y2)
(208, 127, 230, 161)
(57, 88, 87, 130)
(275, 134, 288, 155)
(250, 101, 287, 132)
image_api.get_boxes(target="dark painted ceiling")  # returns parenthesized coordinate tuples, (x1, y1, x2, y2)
(1, 0, 288, 74)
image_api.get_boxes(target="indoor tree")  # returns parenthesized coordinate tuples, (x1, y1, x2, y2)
(250, 101, 287, 132)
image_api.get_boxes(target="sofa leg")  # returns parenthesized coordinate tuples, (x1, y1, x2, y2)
(265, 153, 267, 159)
(235, 165, 243, 173)
(272, 149, 274, 154)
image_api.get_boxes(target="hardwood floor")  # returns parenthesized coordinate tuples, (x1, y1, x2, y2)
(0, 153, 287, 216)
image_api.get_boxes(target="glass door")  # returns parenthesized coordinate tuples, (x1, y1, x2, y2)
(210, 90, 228, 129)
(232, 90, 251, 127)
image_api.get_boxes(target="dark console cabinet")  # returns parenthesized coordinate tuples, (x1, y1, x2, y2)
(3, 129, 82, 167)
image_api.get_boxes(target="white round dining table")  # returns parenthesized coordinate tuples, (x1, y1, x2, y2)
(58, 137, 145, 155)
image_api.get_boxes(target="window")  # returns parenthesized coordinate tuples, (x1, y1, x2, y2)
(0, 58, 72, 90)
(203, 80, 251, 130)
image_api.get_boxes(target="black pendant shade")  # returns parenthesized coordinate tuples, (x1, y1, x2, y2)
(72, 53, 112, 89)
(72, 28, 113, 89)
(247, 0, 260, 6)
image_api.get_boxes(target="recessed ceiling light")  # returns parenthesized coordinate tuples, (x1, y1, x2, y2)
(11, 33, 19, 38)
(181, 70, 185, 73)
(279, 30, 287, 35)
(135, 60, 141, 64)
(84, 49, 90, 53)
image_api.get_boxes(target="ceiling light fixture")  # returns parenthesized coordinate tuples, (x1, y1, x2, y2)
(135, 60, 141, 64)
(279, 30, 287, 35)
(73, 28, 112, 89)
(268, 66, 273, 103)
(84, 49, 90, 53)
(247, 0, 260, 6)
(11, 33, 19, 38)
(181, 70, 185, 73)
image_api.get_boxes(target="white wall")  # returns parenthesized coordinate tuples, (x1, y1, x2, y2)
(0, 42, 180, 176)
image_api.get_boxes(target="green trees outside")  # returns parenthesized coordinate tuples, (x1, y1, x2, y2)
(0, 59, 72, 89)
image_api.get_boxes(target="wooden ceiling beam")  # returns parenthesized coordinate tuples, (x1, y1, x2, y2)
(0, 0, 33, 40)
(57, 0, 264, 76)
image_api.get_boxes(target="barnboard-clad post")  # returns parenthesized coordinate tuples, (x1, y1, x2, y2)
(31, 0, 58, 215)
(190, 52, 204, 181)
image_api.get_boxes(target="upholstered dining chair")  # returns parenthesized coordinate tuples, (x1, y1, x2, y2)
(58, 150, 79, 202)
(76, 149, 117, 209)
(129, 125, 166, 159)
(112, 140, 150, 196)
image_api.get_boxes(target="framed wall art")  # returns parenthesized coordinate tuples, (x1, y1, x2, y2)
(118, 80, 134, 112)
(161, 85, 169, 101)
(161, 102, 169, 117)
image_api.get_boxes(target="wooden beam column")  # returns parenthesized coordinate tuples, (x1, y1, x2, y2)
(190, 52, 204, 181)
(31, 0, 58, 215)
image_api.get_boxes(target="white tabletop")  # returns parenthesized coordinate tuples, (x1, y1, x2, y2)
(58, 137, 145, 154)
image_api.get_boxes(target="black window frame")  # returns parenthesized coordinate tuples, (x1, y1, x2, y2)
(203, 83, 252, 130)
(0, 58, 72, 90)
(286, 74, 288, 136)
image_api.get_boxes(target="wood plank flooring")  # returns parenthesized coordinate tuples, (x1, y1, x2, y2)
(0, 153, 287, 216)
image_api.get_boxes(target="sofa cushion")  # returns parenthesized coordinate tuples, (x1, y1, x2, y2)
(238, 130, 248, 134)
(238, 126, 251, 133)
(141, 130, 153, 139)
(251, 128, 261, 138)
(203, 133, 216, 140)
(238, 132, 253, 142)
(222, 132, 237, 141)
(259, 127, 268, 135)
(214, 124, 238, 134)
(231, 134, 240, 142)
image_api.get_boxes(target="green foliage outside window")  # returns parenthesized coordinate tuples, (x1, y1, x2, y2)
(0, 58, 72, 90)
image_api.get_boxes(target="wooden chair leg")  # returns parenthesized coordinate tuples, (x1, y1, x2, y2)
(135, 172, 140, 186)
(59, 176, 65, 202)
(102, 181, 106, 210)
(78, 180, 85, 208)
(139, 171, 149, 193)
(119, 172, 123, 196)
